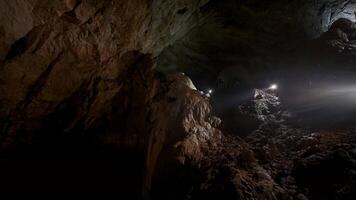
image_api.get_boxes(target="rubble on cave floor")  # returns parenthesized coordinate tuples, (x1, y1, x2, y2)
(178, 86, 356, 200)
(182, 126, 356, 200)
(242, 88, 356, 199)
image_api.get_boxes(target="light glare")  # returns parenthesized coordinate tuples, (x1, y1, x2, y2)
(269, 84, 278, 90)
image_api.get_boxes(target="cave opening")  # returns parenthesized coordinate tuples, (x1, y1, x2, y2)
(158, 0, 356, 134)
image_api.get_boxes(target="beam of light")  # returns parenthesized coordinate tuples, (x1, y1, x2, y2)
(283, 81, 356, 128)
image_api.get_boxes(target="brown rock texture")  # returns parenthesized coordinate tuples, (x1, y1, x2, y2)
(145, 73, 222, 198)
(0, 0, 210, 147)
(0, 1, 219, 198)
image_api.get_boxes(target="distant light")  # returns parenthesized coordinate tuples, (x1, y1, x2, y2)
(208, 89, 213, 94)
(269, 84, 278, 90)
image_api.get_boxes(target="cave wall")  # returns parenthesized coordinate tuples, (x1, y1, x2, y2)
(0, 0, 210, 148)
(1, 0, 354, 157)
(0, 0, 222, 199)
(302, 0, 356, 38)
(158, 0, 356, 89)
(1, 0, 355, 151)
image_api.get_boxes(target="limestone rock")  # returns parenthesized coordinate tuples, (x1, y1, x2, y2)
(0, 0, 210, 149)
(146, 73, 222, 198)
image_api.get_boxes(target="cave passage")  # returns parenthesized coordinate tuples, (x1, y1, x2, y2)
(157, 0, 356, 132)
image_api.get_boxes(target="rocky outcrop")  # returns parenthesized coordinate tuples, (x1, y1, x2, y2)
(146, 73, 222, 199)
(180, 135, 279, 200)
(0, 1, 216, 198)
(299, 0, 356, 38)
(314, 18, 356, 54)
(213, 87, 288, 137)
(0, 0, 210, 148)
(239, 89, 284, 123)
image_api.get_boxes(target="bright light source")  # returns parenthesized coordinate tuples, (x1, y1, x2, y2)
(269, 84, 278, 90)
(208, 89, 213, 94)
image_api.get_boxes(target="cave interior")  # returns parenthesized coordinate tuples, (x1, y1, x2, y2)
(0, 0, 356, 199)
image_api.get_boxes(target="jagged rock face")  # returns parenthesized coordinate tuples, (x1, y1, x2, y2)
(314, 18, 356, 54)
(0, 0, 210, 148)
(302, 0, 356, 38)
(0, 0, 210, 61)
(240, 89, 283, 123)
(0, 1, 217, 198)
(213, 88, 287, 137)
(146, 73, 222, 199)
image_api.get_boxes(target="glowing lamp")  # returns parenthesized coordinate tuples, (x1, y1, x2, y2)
(269, 84, 278, 90)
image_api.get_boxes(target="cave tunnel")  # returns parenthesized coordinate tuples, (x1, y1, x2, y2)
(0, 0, 356, 199)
